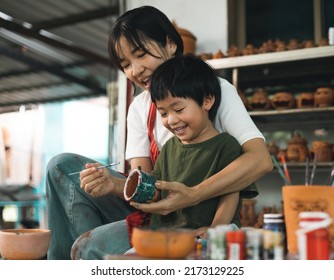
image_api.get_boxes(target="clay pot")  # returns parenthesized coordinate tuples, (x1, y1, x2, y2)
(132, 227, 196, 259)
(173, 21, 197, 54)
(227, 45, 240, 57)
(249, 89, 272, 110)
(242, 44, 257, 55)
(0, 229, 51, 259)
(124, 168, 160, 203)
(312, 141, 334, 162)
(287, 39, 300, 50)
(314, 87, 334, 107)
(271, 92, 296, 110)
(302, 40, 315, 48)
(199, 52, 213, 60)
(286, 132, 309, 162)
(212, 49, 226, 59)
(267, 141, 280, 160)
(296, 92, 314, 108)
(318, 38, 329, 46)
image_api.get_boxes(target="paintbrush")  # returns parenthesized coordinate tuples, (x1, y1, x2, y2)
(271, 155, 289, 185)
(68, 161, 120, 176)
(305, 156, 310, 185)
(309, 154, 317, 185)
(280, 154, 291, 184)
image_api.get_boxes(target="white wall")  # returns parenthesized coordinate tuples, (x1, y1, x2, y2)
(125, 0, 229, 54)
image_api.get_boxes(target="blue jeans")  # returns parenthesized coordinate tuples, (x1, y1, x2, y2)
(45, 153, 134, 259)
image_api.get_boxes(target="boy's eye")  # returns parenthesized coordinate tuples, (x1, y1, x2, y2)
(175, 107, 185, 113)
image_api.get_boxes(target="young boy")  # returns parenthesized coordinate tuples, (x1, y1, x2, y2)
(148, 54, 258, 233)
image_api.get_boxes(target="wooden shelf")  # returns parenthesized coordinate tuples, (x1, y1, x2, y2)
(207, 46, 334, 69)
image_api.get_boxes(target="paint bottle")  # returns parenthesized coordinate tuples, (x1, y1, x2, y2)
(226, 230, 246, 260)
(262, 213, 286, 259)
(296, 211, 332, 260)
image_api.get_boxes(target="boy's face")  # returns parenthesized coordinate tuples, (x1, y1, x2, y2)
(156, 93, 216, 144)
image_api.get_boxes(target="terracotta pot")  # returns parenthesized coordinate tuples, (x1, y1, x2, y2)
(296, 92, 314, 108)
(173, 21, 197, 54)
(124, 168, 159, 203)
(132, 227, 196, 259)
(249, 89, 272, 110)
(282, 186, 334, 255)
(286, 132, 309, 162)
(271, 92, 296, 110)
(314, 87, 334, 107)
(312, 141, 334, 162)
(0, 229, 51, 260)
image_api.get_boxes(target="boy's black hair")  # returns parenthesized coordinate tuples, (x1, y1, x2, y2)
(150, 54, 221, 121)
(108, 5, 184, 71)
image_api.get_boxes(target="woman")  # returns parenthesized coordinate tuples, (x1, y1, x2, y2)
(46, 5, 272, 259)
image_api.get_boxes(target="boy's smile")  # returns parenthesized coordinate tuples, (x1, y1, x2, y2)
(156, 94, 218, 144)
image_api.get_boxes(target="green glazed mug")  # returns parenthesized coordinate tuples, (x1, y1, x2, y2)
(124, 168, 159, 203)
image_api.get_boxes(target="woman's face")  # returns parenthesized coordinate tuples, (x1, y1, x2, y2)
(117, 36, 176, 91)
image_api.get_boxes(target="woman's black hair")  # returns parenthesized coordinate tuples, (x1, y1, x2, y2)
(150, 54, 221, 121)
(108, 5, 184, 71)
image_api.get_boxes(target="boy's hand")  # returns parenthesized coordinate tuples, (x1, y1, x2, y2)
(79, 163, 115, 197)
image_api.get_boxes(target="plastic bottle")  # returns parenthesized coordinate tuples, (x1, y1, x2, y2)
(226, 230, 246, 260)
(296, 211, 332, 260)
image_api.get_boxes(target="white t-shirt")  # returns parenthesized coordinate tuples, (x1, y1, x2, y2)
(125, 77, 264, 160)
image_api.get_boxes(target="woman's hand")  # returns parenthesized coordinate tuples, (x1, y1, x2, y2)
(130, 181, 199, 215)
(194, 227, 209, 239)
(79, 163, 116, 197)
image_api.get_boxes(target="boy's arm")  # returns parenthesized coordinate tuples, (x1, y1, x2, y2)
(194, 192, 240, 238)
(211, 192, 240, 227)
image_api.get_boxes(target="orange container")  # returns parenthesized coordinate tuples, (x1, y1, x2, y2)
(282, 185, 334, 255)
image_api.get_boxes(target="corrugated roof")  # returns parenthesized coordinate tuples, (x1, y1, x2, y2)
(0, 0, 120, 114)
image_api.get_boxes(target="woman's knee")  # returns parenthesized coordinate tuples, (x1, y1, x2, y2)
(71, 221, 131, 260)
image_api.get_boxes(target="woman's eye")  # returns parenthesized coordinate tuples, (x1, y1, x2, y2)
(137, 51, 146, 58)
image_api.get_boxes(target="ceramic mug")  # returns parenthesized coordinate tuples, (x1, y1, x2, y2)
(124, 168, 159, 203)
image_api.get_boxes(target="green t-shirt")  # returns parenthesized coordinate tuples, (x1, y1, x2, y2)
(150, 133, 258, 229)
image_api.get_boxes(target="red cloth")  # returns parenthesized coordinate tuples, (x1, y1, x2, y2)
(126, 211, 151, 246)
(147, 102, 160, 167)
(126, 102, 160, 246)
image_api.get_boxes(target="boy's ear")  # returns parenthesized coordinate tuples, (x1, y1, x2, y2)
(203, 95, 215, 110)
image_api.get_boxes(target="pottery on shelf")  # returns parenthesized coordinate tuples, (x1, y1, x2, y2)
(173, 21, 197, 54)
(296, 92, 315, 108)
(242, 44, 257, 55)
(212, 49, 226, 59)
(312, 141, 334, 162)
(314, 87, 334, 107)
(286, 131, 309, 162)
(271, 92, 296, 110)
(249, 89, 272, 110)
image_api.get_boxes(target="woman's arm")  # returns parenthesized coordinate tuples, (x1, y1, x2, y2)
(131, 138, 272, 214)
